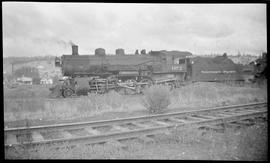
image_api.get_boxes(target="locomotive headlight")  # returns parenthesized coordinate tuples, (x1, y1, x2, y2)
(191, 61, 194, 64)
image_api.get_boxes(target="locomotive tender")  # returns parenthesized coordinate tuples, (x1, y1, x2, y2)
(52, 45, 193, 97)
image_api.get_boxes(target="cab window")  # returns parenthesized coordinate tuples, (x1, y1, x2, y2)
(179, 59, 186, 64)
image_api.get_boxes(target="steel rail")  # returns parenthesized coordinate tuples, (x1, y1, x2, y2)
(5, 102, 267, 134)
(5, 109, 267, 147)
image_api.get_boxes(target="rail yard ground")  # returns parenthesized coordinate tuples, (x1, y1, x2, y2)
(4, 82, 268, 160)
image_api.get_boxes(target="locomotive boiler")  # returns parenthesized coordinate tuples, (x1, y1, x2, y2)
(51, 45, 193, 97)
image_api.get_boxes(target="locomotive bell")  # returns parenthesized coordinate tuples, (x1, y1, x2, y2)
(72, 45, 78, 55)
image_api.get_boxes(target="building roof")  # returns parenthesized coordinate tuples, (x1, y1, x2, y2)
(17, 77, 32, 82)
(149, 50, 193, 58)
(41, 78, 52, 81)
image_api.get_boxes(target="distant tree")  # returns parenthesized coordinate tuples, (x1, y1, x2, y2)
(14, 66, 40, 79)
(4, 73, 15, 83)
(141, 49, 146, 55)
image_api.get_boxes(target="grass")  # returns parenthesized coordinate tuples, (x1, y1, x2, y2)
(5, 122, 267, 160)
(170, 82, 267, 109)
(4, 82, 267, 123)
(170, 122, 267, 160)
(4, 86, 144, 122)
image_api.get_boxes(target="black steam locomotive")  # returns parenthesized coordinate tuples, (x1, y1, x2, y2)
(50, 45, 255, 98)
(51, 45, 194, 97)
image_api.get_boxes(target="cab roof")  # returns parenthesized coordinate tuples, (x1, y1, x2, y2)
(149, 50, 193, 58)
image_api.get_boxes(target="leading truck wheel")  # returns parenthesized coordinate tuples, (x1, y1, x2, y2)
(62, 88, 74, 98)
(139, 78, 154, 93)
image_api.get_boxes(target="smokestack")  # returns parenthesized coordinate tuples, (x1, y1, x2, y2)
(72, 45, 78, 55)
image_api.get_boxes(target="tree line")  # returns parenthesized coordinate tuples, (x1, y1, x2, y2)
(5, 66, 59, 85)
(4, 55, 56, 65)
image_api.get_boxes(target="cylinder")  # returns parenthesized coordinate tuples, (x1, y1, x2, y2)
(72, 45, 78, 55)
(116, 48, 125, 55)
(95, 48, 106, 56)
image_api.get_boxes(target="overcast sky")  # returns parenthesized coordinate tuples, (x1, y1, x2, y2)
(3, 2, 267, 57)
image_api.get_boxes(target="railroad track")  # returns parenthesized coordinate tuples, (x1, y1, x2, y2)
(5, 102, 267, 148)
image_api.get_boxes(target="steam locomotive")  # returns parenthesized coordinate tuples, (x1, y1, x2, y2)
(51, 45, 194, 97)
(50, 45, 259, 98)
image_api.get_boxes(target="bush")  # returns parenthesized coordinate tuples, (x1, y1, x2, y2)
(142, 85, 171, 113)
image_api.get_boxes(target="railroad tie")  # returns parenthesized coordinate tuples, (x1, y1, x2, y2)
(246, 110, 264, 114)
(227, 111, 245, 115)
(84, 127, 101, 135)
(151, 120, 171, 126)
(199, 125, 224, 133)
(111, 125, 130, 132)
(168, 117, 187, 123)
(239, 107, 261, 111)
(132, 122, 151, 128)
(5, 133, 18, 145)
(213, 113, 234, 117)
(169, 118, 193, 124)
(137, 135, 155, 144)
(32, 131, 44, 142)
(220, 111, 241, 116)
(190, 114, 217, 120)
(61, 131, 74, 139)
(183, 116, 209, 121)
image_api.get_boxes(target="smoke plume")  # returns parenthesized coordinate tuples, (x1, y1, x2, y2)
(69, 40, 76, 46)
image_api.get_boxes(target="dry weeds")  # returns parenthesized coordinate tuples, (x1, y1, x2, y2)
(4, 82, 267, 122)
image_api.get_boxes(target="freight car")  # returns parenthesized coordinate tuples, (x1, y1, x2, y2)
(49, 45, 248, 98)
(50, 45, 193, 97)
